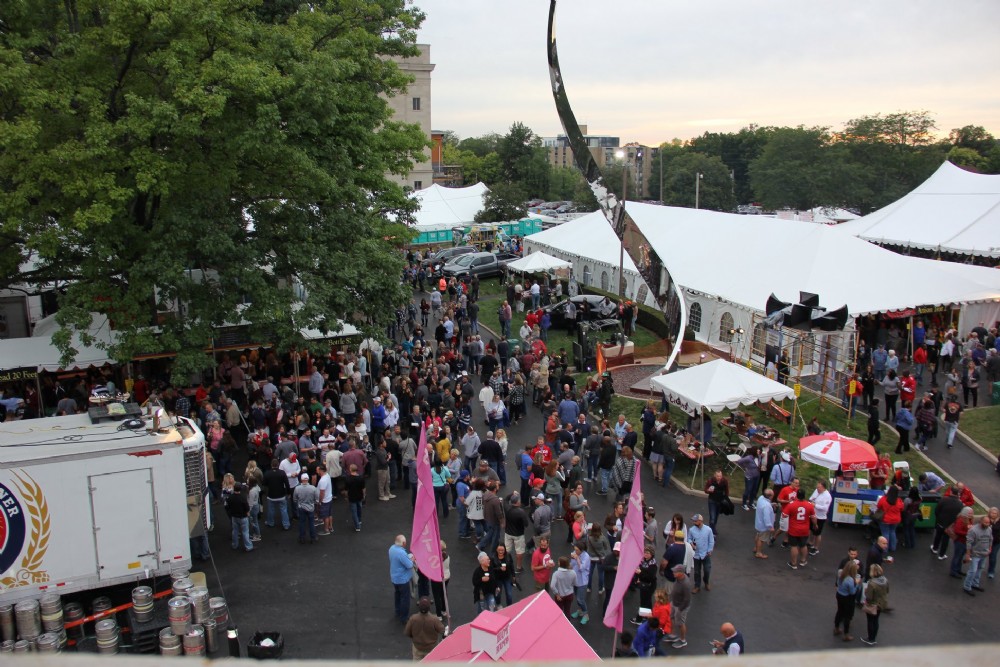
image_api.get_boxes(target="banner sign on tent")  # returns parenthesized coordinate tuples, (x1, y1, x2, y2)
(0, 367, 38, 383)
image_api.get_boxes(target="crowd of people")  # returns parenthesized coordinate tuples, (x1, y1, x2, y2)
(5, 260, 997, 660)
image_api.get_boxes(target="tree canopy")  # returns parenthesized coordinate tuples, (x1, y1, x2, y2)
(0, 0, 428, 380)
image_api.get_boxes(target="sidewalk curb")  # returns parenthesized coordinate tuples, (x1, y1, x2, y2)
(875, 418, 991, 511)
(954, 429, 997, 466)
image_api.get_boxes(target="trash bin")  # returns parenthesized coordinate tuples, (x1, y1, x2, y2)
(917, 493, 940, 530)
(993, 381, 1000, 403)
(247, 631, 284, 660)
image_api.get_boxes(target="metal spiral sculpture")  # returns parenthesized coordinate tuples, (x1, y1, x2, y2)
(547, 0, 687, 370)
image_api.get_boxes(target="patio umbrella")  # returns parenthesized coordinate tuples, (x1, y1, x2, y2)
(798, 432, 878, 471)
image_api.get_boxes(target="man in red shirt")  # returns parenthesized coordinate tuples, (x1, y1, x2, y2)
(912, 345, 928, 385)
(899, 371, 917, 406)
(770, 478, 801, 548)
(944, 481, 975, 507)
(782, 489, 816, 570)
(531, 535, 555, 591)
(531, 436, 553, 465)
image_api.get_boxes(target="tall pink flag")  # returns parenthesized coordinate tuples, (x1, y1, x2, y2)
(411, 424, 444, 582)
(603, 459, 643, 632)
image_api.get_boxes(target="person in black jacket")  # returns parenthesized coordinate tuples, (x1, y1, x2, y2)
(262, 459, 291, 530)
(227, 484, 253, 552)
(596, 436, 618, 497)
(931, 488, 964, 558)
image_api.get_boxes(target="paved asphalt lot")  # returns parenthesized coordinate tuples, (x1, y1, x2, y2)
(201, 381, 998, 660)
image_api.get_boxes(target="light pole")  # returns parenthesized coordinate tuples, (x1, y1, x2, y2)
(615, 149, 628, 298)
(695, 172, 704, 209)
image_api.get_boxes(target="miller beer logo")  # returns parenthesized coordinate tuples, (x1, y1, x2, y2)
(0, 472, 51, 589)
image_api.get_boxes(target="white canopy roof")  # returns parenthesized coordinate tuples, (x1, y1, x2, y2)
(837, 161, 1000, 258)
(527, 204, 1000, 316)
(650, 359, 795, 415)
(411, 182, 489, 228)
(505, 251, 571, 273)
(0, 314, 117, 372)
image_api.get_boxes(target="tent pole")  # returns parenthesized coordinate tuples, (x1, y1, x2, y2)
(35, 373, 44, 417)
(611, 629, 619, 660)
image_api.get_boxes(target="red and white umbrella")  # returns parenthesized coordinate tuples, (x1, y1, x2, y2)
(798, 432, 878, 471)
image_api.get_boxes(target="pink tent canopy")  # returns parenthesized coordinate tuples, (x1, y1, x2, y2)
(423, 592, 601, 662)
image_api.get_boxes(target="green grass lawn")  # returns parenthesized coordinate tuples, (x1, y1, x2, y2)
(607, 391, 951, 500)
(957, 404, 1000, 456)
(474, 278, 663, 358)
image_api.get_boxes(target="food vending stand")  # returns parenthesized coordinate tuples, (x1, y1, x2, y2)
(799, 432, 883, 528)
(830, 478, 884, 526)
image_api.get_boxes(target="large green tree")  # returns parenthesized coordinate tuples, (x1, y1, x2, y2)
(474, 182, 527, 223)
(687, 125, 774, 204)
(749, 126, 834, 211)
(0, 0, 428, 380)
(835, 111, 946, 212)
(496, 122, 550, 198)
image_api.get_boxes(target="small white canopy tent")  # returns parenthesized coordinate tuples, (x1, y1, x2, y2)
(0, 314, 117, 372)
(650, 359, 795, 416)
(505, 251, 572, 274)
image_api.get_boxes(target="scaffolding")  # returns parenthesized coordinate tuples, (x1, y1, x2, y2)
(740, 313, 860, 440)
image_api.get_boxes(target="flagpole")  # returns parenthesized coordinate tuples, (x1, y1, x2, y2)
(611, 629, 618, 659)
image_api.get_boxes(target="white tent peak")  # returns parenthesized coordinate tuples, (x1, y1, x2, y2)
(410, 182, 489, 228)
(505, 251, 571, 274)
(837, 161, 1000, 257)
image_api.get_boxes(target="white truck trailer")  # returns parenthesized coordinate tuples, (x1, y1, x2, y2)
(0, 410, 208, 605)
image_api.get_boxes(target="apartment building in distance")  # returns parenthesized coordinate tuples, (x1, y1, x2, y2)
(385, 44, 435, 192)
(543, 125, 656, 199)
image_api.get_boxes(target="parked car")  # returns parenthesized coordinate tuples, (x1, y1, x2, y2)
(441, 251, 519, 280)
(543, 294, 619, 330)
(423, 245, 476, 277)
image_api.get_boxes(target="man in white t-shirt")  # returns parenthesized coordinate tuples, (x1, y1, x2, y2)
(316, 465, 334, 535)
(807, 480, 833, 557)
(325, 447, 344, 497)
(279, 452, 302, 520)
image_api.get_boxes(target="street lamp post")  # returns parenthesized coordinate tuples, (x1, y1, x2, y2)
(695, 172, 704, 209)
(615, 149, 628, 298)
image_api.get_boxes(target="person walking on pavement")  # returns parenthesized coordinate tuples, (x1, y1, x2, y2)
(963, 513, 994, 596)
(227, 483, 253, 552)
(663, 565, 692, 649)
(262, 458, 291, 530)
(861, 564, 889, 646)
(834, 559, 861, 642)
(293, 473, 319, 544)
(688, 514, 714, 593)
(941, 388, 963, 449)
(389, 535, 416, 623)
(404, 597, 445, 660)
(932, 486, 964, 559)
(753, 489, 775, 559)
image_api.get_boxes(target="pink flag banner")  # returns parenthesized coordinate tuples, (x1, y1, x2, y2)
(411, 424, 444, 582)
(602, 459, 644, 632)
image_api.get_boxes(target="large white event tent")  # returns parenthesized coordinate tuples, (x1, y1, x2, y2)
(837, 161, 1000, 259)
(524, 203, 1000, 353)
(650, 359, 795, 416)
(410, 182, 489, 229)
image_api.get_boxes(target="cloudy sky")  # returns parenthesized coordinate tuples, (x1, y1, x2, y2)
(413, 0, 1000, 145)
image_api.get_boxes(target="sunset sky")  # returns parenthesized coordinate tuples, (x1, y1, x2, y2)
(414, 0, 1000, 145)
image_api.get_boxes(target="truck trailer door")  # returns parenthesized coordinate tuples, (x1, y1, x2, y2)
(89, 469, 160, 579)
